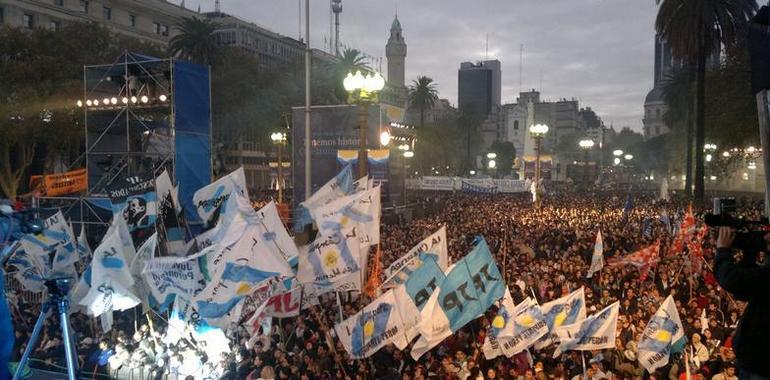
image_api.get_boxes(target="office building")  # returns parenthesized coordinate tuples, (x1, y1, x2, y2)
(458, 60, 501, 119)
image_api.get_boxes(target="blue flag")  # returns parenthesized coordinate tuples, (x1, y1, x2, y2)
(404, 254, 446, 311)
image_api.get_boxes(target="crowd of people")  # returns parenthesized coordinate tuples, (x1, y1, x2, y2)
(3, 188, 758, 380)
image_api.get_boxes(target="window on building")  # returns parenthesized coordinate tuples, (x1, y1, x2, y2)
(54, 0, 64, 6)
(160, 24, 169, 36)
(50, 20, 60, 30)
(129, 14, 136, 27)
(23, 13, 33, 29)
(80, 0, 88, 13)
(153, 22, 160, 34)
(513, 120, 519, 130)
(102, 6, 111, 20)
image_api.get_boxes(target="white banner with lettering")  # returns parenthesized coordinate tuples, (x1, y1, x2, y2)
(409, 177, 530, 193)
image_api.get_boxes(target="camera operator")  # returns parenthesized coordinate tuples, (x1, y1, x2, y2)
(714, 226, 770, 378)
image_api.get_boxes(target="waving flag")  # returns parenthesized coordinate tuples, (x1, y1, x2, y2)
(608, 241, 660, 281)
(553, 301, 619, 357)
(142, 247, 205, 307)
(76, 225, 91, 259)
(296, 164, 354, 230)
(335, 289, 410, 359)
(79, 228, 140, 316)
(297, 227, 361, 293)
(486, 296, 548, 359)
(482, 288, 517, 359)
(382, 226, 449, 289)
(156, 169, 187, 256)
(622, 192, 634, 222)
(193, 167, 248, 227)
(411, 237, 504, 359)
(107, 173, 158, 232)
(638, 295, 686, 373)
(535, 287, 586, 349)
(396, 254, 447, 343)
(194, 222, 293, 326)
(310, 186, 381, 248)
(587, 231, 604, 278)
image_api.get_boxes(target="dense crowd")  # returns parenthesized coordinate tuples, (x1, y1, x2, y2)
(3, 188, 758, 380)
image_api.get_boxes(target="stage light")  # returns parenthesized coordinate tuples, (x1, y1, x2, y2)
(85, 100, 92, 107)
(159, 94, 168, 102)
(140, 95, 149, 103)
(102, 98, 109, 105)
(122, 97, 129, 104)
(93, 99, 100, 106)
(76, 100, 83, 107)
(110, 97, 118, 105)
(130, 96, 138, 104)
(379, 131, 391, 146)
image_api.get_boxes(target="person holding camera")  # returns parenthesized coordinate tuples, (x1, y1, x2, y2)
(714, 226, 770, 379)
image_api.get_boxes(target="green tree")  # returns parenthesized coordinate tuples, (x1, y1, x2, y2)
(661, 66, 694, 192)
(408, 76, 439, 129)
(655, 0, 757, 200)
(169, 16, 221, 65)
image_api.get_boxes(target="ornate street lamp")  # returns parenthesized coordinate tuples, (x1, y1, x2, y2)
(343, 70, 385, 179)
(579, 139, 595, 187)
(271, 132, 287, 204)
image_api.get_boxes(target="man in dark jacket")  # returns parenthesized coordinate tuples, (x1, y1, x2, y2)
(714, 226, 770, 379)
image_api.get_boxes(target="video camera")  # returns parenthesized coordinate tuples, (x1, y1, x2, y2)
(704, 197, 770, 253)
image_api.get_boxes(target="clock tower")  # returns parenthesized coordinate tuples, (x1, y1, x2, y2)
(386, 15, 406, 89)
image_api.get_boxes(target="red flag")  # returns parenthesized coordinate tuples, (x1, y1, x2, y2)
(363, 245, 382, 298)
(608, 241, 660, 281)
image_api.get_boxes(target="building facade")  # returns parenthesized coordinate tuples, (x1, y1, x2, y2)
(458, 60, 501, 119)
(382, 15, 408, 110)
(0, 0, 197, 44)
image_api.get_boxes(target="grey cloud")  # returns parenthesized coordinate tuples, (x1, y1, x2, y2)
(200, 0, 658, 131)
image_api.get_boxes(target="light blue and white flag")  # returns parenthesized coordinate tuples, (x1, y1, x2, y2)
(334, 289, 410, 359)
(484, 293, 548, 359)
(411, 237, 505, 360)
(535, 287, 587, 349)
(553, 301, 619, 357)
(193, 167, 248, 227)
(310, 186, 381, 248)
(194, 221, 293, 327)
(79, 227, 140, 316)
(297, 226, 361, 293)
(76, 225, 91, 259)
(296, 164, 354, 230)
(394, 254, 447, 345)
(587, 231, 604, 278)
(142, 235, 205, 310)
(382, 226, 449, 289)
(638, 295, 686, 373)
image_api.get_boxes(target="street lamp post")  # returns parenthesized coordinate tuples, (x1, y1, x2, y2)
(529, 124, 549, 209)
(403, 150, 414, 203)
(271, 132, 287, 204)
(343, 70, 385, 179)
(579, 139, 595, 187)
(486, 152, 497, 176)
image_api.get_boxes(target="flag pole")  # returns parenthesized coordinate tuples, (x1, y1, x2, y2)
(581, 352, 588, 380)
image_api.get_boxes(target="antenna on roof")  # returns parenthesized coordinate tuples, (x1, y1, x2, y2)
(485, 33, 489, 60)
(215, 0, 220, 12)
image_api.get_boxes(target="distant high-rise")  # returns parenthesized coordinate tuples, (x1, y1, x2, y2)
(458, 60, 501, 119)
(643, 34, 680, 140)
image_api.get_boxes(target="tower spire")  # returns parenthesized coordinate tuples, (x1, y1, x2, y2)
(215, 0, 220, 12)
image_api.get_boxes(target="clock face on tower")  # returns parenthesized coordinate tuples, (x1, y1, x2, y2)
(387, 42, 406, 57)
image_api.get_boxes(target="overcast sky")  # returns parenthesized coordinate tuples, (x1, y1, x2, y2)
(198, 0, 658, 131)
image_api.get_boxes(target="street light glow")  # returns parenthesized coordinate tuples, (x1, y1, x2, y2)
(529, 123, 549, 136)
(722, 151, 730, 158)
(706, 154, 712, 162)
(379, 131, 391, 146)
(486, 152, 497, 159)
(613, 149, 623, 156)
(403, 151, 414, 158)
(488, 159, 496, 169)
(614, 157, 620, 165)
(271, 132, 286, 142)
(624, 154, 633, 160)
(76, 100, 83, 107)
(747, 146, 757, 154)
(579, 139, 595, 149)
(469, 170, 476, 175)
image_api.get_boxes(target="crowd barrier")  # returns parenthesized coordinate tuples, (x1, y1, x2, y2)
(407, 177, 532, 193)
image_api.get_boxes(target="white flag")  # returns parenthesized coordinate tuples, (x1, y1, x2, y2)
(192, 166, 248, 226)
(310, 186, 381, 249)
(638, 295, 686, 373)
(535, 287, 587, 349)
(382, 226, 449, 289)
(334, 289, 410, 359)
(79, 228, 140, 316)
(297, 227, 361, 293)
(553, 301, 619, 357)
(587, 231, 604, 278)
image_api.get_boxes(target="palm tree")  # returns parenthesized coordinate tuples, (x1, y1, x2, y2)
(331, 48, 371, 101)
(655, 0, 757, 200)
(409, 76, 439, 128)
(661, 67, 694, 193)
(170, 17, 221, 65)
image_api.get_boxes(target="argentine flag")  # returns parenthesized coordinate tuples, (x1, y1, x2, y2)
(587, 230, 603, 278)
(297, 226, 362, 293)
(296, 164, 354, 230)
(638, 295, 686, 373)
(396, 254, 447, 345)
(535, 287, 586, 349)
(553, 301, 619, 357)
(482, 288, 517, 359)
(335, 289, 410, 359)
(310, 186, 381, 248)
(382, 226, 449, 289)
(79, 227, 140, 316)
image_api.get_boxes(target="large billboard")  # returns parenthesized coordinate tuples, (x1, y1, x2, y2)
(291, 104, 402, 207)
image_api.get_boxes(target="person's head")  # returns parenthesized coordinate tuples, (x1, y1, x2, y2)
(724, 363, 736, 377)
(692, 333, 701, 344)
(260, 365, 276, 380)
(487, 368, 497, 379)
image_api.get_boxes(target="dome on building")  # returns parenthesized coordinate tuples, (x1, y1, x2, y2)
(645, 86, 664, 104)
